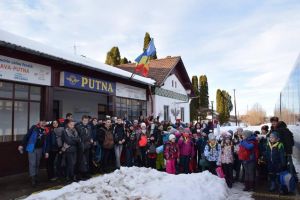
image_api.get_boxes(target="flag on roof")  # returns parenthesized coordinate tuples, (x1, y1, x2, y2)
(134, 38, 156, 77)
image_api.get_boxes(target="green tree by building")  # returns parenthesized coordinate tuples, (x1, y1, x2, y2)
(216, 89, 233, 125)
(143, 32, 157, 59)
(199, 75, 209, 119)
(105, 46, 121, 66)
(190, 76, 200, 121)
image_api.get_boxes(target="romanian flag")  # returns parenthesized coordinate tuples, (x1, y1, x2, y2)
(134, 39, 156, 77)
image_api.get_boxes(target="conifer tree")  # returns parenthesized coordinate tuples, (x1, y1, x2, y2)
(143, 32, 157, 59)
(190, 76, 199, 121)
(105, 46, 121, 66)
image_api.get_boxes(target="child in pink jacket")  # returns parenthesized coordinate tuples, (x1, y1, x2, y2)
(164, 134, 179, 174)
(178, 129, 195, 174)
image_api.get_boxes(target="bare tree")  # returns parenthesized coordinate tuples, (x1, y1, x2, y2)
(243, 103, 266, 125)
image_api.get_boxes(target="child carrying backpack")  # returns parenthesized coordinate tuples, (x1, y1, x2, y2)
(266, 131, 286, 192)
(238, 130, 258, 191)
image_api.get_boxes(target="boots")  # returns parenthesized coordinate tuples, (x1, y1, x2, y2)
(249, 181, 255, 191)
(269, 181, 276, 192)
(243, 181, 250, 191)
(31, 176, 37, 187)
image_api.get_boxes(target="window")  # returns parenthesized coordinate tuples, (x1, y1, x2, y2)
(0, 81, 41, 142)
(172, 80, 174, 87)
(175, 82, 177, 88)
(164, 105, 169, 121)
(115, 97, 147, 121)
(0, 82, 13, 98)
(180, 107, 184, 122)
(0, 100, 13, 142)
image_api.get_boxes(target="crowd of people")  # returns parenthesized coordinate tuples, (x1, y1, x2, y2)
(17, 114, 297, 195)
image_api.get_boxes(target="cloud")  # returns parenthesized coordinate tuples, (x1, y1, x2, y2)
(0, 0, 299, 116)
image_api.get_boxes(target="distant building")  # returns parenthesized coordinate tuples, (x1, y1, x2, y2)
(275, 54, 300, 125)
(118, 56, 193, 123)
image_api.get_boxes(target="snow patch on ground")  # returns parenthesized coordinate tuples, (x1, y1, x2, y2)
(25, 167, 229, 200)
(227, 183, 253, 200)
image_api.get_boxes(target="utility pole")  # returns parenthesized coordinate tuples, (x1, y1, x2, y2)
(233, 89, 238, 126)
(279, 92, 282, 119)
(211, 101, 214, 123)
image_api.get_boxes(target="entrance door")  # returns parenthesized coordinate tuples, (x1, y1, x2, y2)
(53, 100, 60, 120)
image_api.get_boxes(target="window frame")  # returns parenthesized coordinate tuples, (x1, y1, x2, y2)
(0, 81, 41, 142)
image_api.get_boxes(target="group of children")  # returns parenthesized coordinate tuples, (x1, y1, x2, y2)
(18, 114, 297, 195)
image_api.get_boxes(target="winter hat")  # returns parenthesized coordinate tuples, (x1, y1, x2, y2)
(228, 130, 233, 135)
(184, 128, 191, 134)
(241, 130, 253, 138)
(140, 122, 146, 128)
(270, 131, 279, 139)
(237, 127, 243, 133)
(169, 134, 176, 141)
(208, 133, 216, 141)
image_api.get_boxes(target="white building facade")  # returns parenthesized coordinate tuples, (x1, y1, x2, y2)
(119, 56, 193, 123)
(152, 74, 190, 123)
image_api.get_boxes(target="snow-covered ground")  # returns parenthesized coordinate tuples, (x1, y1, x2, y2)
(26, 167, 234, 200)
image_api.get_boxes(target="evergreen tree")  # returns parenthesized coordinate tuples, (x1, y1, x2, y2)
(143, 32, 157, 59)
(120, 57, 129, 64)
(190, 76, 199, 121)
(199, 75, 209, 119)
(216, 89, 233, 125)
(105, 46, 121, 66)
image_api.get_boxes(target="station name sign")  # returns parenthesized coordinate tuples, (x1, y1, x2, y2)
(60, 71, 115, 94)
(0, 55, 51, 85)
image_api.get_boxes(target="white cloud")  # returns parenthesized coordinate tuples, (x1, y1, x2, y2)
(0, 0, 299, 117)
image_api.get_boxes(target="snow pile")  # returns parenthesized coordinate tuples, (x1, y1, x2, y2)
(25, 167, 229, 200)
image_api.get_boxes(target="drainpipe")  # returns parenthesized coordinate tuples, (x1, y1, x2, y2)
(148, 85, 154, 115)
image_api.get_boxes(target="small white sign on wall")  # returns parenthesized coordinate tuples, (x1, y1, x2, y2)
(116, 82, 146, 100)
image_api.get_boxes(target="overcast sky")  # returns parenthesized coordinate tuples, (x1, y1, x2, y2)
(1, 0, 300, 116)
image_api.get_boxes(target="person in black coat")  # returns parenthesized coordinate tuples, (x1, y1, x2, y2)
(46, 120, 64, 180)
(113, 117, 126, 169)
(75, 115, 93, 179)
(125, 124, 137, 167)
(62, 119, 80, 182)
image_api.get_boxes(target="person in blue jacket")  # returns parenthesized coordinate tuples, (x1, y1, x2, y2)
(266, 131, 286, 192)
(18, 119, 49, 186)
(239, 130, 258, 191)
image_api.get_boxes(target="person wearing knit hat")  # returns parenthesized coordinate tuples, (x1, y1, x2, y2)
(208, 133, 216, 141)
(266, 131, 285, 192)
(204, 132, 221, 175)
(241, 130, 253, 139)
(239, 130, 258, 191)
(164, 134, 179, 174)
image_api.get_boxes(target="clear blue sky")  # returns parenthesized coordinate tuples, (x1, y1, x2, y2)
(1, 0, 300, 116)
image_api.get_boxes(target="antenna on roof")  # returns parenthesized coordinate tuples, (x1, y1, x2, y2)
(73, 43, 77, 55)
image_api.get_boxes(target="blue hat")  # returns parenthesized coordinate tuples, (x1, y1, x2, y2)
(270, 131, 279, 139)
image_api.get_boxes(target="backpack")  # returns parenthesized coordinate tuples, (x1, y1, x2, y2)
(279, 171, 297, 194)
(238, 145, 251, 161)
(102, 128, 114, 149)
(148, 143, 157, 154)
(139, 135, 148, 147)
